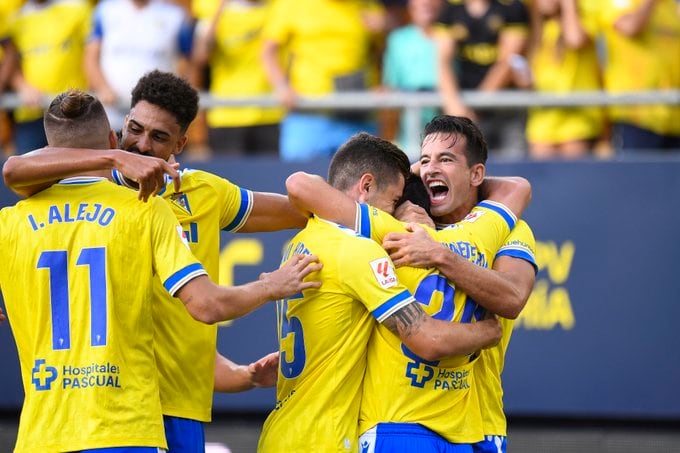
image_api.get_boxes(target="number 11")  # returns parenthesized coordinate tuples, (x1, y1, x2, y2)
(37, 247, 108, 351)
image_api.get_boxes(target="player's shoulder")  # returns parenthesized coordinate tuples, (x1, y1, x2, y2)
(178, 168, 236, 191)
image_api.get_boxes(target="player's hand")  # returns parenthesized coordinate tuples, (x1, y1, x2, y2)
(259, 254, 322, 300)
(248, 352, 279, 388)
(383, 223, 439, 268)
(394, 201, 435, 228)
(477, 315, 502, 349)
(0, 307, 6, 324)
(113, 150, 181, 201)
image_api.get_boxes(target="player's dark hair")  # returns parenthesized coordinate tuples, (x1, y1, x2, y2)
(422, 115, 488, 166)
(44, 89, 111, 149)
(328, 132, 411, 192)
(130, 70, 198, 133)
(397, 173, 432, 217)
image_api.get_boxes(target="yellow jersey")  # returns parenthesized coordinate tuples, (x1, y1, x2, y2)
(474, 220, 537, 436)
(8, 0, 91, 122)
(597, 0, 680, 135)
(258, 216, 415, 452)
(203, 1, 283, 128)
(356, 201, 517, 443)
(262, 0, 383, 95)
(113, 168, 254, 422)
(0, 177, 206, 452)
(526, 1, 604, 143)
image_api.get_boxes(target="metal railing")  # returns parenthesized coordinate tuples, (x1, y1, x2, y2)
(2, 89, 678, 155)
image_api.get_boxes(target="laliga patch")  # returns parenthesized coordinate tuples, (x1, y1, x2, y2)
(463, 210, 485, 223)
(369, 258, 397, 289)
(176, 225, 190, 248)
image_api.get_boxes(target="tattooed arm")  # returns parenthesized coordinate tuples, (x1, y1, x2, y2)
(382, 302, 502, 361)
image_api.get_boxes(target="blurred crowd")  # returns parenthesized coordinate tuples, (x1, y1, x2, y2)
(0, 0, 678, 161)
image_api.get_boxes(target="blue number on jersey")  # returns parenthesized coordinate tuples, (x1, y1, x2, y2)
(414, 274, 456, 322)
(403, 274, 485, 383)
(37, 247, 108, 350)
(277, 296, 306, 379)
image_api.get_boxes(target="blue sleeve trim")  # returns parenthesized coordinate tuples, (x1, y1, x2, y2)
(371, 290, 415, 322)
(222, 188, 253, 232)
(164, 262, 207, 296)
(478, 200, 516, 230)
(357, 203, 371, 238)
(496, 249, 538, 274)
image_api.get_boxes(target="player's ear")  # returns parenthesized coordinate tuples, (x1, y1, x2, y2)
(359, 173, 374, 195)
(108, 129, 117, 149)
(174, 133, 189, 157)
(469, 163, 485, 188)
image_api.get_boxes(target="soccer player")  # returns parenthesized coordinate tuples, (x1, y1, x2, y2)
(258, 133, 508, 452)
(0, 89, 320, 452)
(284, 120, 535, 451)
(380, 115, 537, 452)
(2, 71, 309, 452)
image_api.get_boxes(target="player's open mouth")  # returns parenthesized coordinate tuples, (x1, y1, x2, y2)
(427, 180, 449, 203)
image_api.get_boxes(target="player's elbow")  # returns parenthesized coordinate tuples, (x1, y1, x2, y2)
(499, 299, 524, 320)
(2, 156, 21, 189)
(511, 176, 532, 206)
(404, 335, 464, 362)
(285, 172, 308, 199)
(185, 299, 221, 325)
(406, 340, 444, 362)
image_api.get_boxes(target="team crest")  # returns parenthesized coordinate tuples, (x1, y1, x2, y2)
(170, 193, 192, 214)
(369, 258, 397, 289)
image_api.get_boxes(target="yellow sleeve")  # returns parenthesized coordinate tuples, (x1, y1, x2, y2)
(148, 197, 207, 296)
(355, 203, 408, 244)
(338, 236, 415, 323)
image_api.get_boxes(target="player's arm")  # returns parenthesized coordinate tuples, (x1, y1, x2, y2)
(0, 306, 6, 324)
(384, 176, 532, 318)
(2, 146, 180, 200)
(237, 191, 308, 232)
(286, 172, 358, 229)
(383, 302, 502, 361)
(478, 176, 532, 219)
(174, 254, 322, 324)
(384, 223, 534, 319)
(213, 351, 278, 392)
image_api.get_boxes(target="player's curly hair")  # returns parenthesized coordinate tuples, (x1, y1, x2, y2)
(422, 115, 488, 166)
(130, 70, 198, 132)
(328, 132, 411, 192)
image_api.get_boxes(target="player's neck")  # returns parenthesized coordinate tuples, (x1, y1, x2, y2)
(434, 198, 477, 225)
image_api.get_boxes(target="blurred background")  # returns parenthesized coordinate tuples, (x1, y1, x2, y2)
(1, 0, 679, 452)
